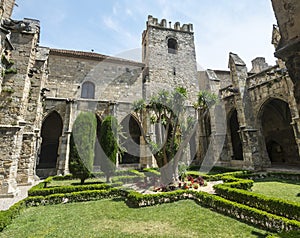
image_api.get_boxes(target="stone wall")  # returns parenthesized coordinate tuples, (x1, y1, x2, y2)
(142, 15, 198, 104)
(0, 0, 15, 19)
(0, 18, 43, 196)
(46, 49, 144, 103)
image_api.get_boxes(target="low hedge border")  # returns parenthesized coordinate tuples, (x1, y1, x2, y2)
(25, 188, 125, 206)
(267, 172, 300, 181)
(125, 190, 300, 232)
(28, 183, 112, 196)
(0, 200, 26, 232)
(214, 183, 300, 221)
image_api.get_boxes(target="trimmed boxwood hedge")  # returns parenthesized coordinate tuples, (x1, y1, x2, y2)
(25, 188, 125, 206)
(214, 183, 300, 221)
(2, 170, 299, 234)
(0, 200, 26, 232)
(125, 189, 300, 232)
(28, 183, 112, 196)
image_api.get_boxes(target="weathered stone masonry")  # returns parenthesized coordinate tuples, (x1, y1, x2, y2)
(1, 1, 300, 197)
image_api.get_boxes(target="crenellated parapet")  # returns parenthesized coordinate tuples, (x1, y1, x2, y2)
(146, 15, 193, 32)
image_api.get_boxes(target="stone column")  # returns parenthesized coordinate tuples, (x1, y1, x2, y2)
(228, 53, 263, 169)
(57, 100, 72, 175)
(0, 126, 22, 197)
(291, 117, 300, 162)
(16, 133, 36, 185)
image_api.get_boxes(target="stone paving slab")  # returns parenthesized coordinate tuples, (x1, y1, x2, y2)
(0, 182, 39, 211)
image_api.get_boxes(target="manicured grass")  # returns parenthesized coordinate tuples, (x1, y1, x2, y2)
(0, 199, 271, 238)
(252, 179, 300, 203)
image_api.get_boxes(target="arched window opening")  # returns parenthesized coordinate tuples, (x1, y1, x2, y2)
(81, 81, 95, 99)
(168, 38, 178, 54)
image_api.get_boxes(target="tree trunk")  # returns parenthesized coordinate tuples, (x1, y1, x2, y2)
(106, 175, 110, 183)
(159, 162, 174, 185)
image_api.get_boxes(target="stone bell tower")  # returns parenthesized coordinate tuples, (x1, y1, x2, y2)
(142, 15, 198, 104)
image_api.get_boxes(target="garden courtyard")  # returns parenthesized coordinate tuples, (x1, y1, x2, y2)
(0, 167, 300, 238)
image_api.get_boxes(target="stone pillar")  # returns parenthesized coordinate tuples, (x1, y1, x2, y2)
(271, 1, 300, 151)
(291, 117, 300, 161)
(16, 133, 36, 185)
(228, 53, 263, 169)
(0, 126, 22, 197)
(0, 19, 41, 196)
(57, 101, 72, 175)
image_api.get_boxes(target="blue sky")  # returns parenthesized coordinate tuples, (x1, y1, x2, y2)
(12, 0, 277, 70)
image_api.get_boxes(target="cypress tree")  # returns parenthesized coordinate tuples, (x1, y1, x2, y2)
(69, 112, 96, 184)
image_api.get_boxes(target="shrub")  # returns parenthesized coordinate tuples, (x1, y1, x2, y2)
(52, 174, 74, 181)
(69, 112, 97, 184)
(28, 183, 112, 196)
(125, 190, 300, 232)
(99, 115, 118, 182)
(0, 200, 25, 231)
(214, 183, 300, 221)
(26, 189, 122, 206)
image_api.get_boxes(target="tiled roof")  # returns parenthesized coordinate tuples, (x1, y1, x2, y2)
(50, 48, 144, 66)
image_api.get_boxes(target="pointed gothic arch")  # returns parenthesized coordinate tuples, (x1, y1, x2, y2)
(119, 114, 142, 164)
(38, 111, 63, 171)
(259, 98, 299, 165)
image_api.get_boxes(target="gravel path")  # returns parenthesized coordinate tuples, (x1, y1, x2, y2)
(0, 182, 39, 211)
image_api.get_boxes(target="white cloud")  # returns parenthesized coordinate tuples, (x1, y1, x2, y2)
(102, 16, 120, 32)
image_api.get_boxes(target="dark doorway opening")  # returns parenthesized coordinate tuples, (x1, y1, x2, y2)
(120, 115, 142, 164)
(229, 109, 243, 160)
(261, 99, 299, 165)
(38, 111, 63, 169)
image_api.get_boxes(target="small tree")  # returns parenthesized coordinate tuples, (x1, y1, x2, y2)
(99, 115, 118, 182)
(69, 112, 96, 184)
(193, 90, 218, 161)
(133, 87, 195, 184)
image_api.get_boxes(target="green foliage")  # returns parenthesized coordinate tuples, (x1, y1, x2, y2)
(26, 189, 122, 206)
(132, 99, 146, 113)
(28, 183, 111, 197)
(69, 112, 97, 184)
(194, 90, 218, 111)
(5, 68, 17, 74)
(0, 200, 25, 232)
(52, 174, 74, 181)
(125, 189, 300, 232)
(214, 180, 300, 221)
(99, 115, 118, 182)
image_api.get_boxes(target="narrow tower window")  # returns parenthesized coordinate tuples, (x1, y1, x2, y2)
(168, 38, 178, 54)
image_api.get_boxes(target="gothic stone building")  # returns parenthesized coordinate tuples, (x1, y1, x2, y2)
(1, 1, 300, 197)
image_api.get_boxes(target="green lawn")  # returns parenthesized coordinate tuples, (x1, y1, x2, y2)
(0, 199, 271, 238)
(252, 179, 300, 203)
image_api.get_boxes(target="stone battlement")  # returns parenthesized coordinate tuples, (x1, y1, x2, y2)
(146, 15, 193, 32)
